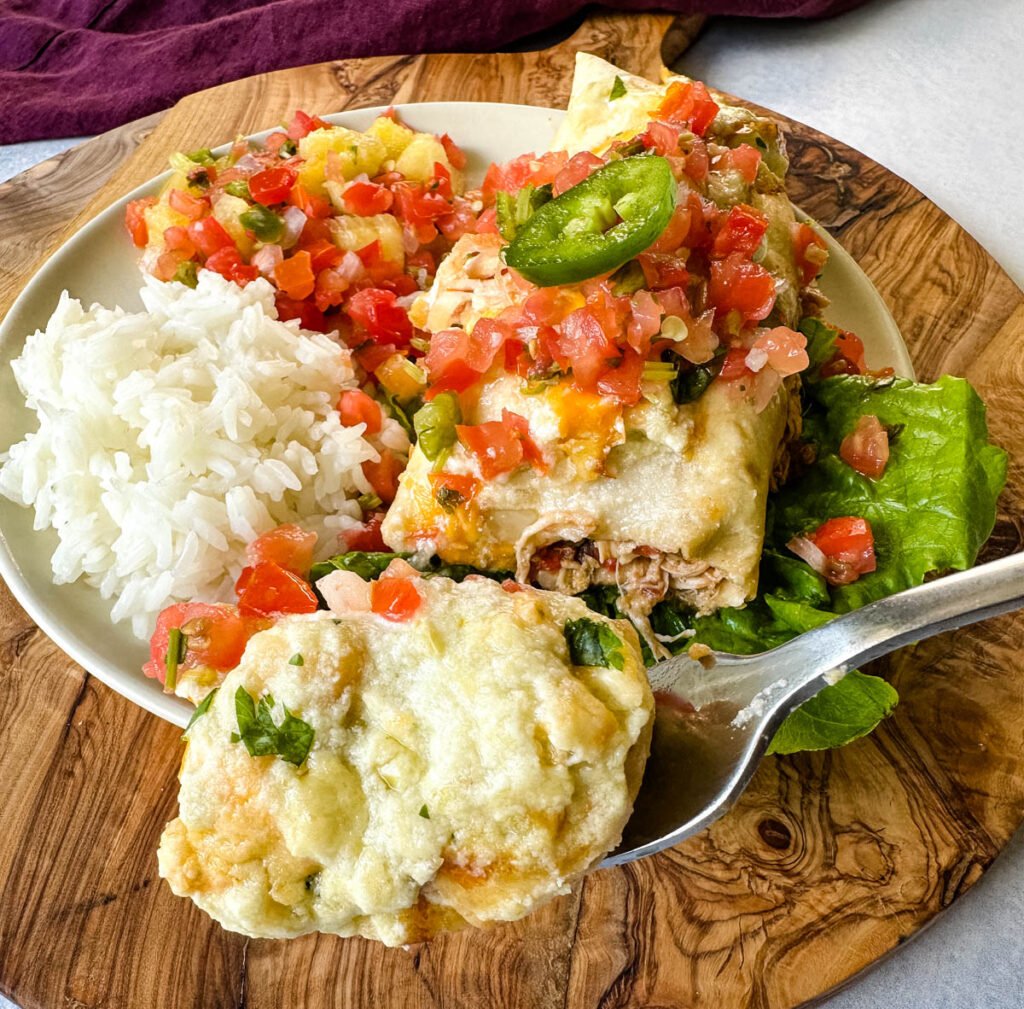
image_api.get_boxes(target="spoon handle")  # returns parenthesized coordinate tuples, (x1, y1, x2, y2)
(782, 551, 1024, 686)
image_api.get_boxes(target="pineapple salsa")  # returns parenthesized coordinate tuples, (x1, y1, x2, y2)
(123, 109, 485, 515)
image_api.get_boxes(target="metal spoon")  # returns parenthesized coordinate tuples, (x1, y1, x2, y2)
(606, 551, 1024, 867)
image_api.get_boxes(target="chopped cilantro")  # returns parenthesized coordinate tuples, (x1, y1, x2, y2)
(288, 653, 304, 666)
(564, 617, 625, 670)
(233, 686, 314, 766)
(609, 76, 628, 101)
(182, 687, 218, 738)
(419, 804, 430, 819)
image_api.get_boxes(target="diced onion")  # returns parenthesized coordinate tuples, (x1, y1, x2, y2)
(280, 207, 308, 250)
(786, 534, 829, 576)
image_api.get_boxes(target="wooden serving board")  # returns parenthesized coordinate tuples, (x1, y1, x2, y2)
(1, 11, 1023, 1009)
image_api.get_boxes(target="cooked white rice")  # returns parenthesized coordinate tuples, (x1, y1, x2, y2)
(0, 271, 409, 640)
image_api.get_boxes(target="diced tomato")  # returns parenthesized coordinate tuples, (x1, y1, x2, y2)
(300, 237, 343, 273)
(712, 204, 769, 259)
(347, 288, 413, 346)
(231, 262, 260, 285)
(143, 602, 256, 684)
(638, 252, 689, 290)
(153, 251, 184, 282)
(481, 151, 569, 203)
(362, 449, 402, 504)
(717, 144, 761, 183)
(341, 512, 388, 551)
(792, 221, 829, 286)
(719, 346, 754, 381)
(339, 389, 383, 434)
(684, 191, 718, 250)
(203, 245, 244, 280)
(163, 225, 196, 258)
(429, 471, 481, 509)
(187, 216, 235, 256)
(273, 249, 315, 299)
(596, 348, 644, 405)
(684, 138, 710, 182)
(521, 286, 580, 327)
(287, 110, 330, 140)
(649, 204, 692, 254)
(552, 307, 620, 390)
(235, 561, 319, 616)
(125, 197, 156, 247)
(503, 338, 527, 372)
(343, 181, 394, 216)
(502, 410, 547, 471)
(168, 188, 208, 221)
(265, 131, 290, 154)
(246, 524, 318, 576)
(370, 576, 422, 622)
(425, 318, 509, 394)
(840, 414, 890, 480)
(406, 249, 436, 276)
(640, 120, 685, 157)
(248, 166, 298, 204)
(289, 183, 332, 219)
(820, 329, 868, 377)
(553, 152, 605, 196)
(475, 207, 500, 234)
(392, 181, 451, 243)
(457, 420, 526, 479)
(708, 253, 777, 323)
(626, 290, 664, 354)
(749, 326, 809, 377)
(430, 162, 454, 200)
(459, 420, 523, 477)
(804, 516, 877, 586)
(659, 80, 720, 136)
(275, 293, 327, 332)
(431, 132, 464, 170)
(501, 578, 524, 593)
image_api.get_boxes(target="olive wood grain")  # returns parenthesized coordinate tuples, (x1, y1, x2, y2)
(1, 10, 1023, 1009)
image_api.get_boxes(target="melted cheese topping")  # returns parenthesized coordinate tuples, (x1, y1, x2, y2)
(158, 577, 652, 946)
(384, 373, 788, 610)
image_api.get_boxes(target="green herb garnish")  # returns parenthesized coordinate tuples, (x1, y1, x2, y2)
(232, 686, 314, 766)
(310, 551, 410, 583)
(182, 687, 218, 738)
(564, 618, 625, 670)
(164, 627, 188, 691)
(419, 804, 430, 819)
(357, 492, 383, 512)
(609, 76, 628, 101)
(288, 653, 304, 666)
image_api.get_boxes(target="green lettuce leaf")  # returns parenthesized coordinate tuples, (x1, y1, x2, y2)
(639, 370, 1006, 754)
(766, 671, 899, 754)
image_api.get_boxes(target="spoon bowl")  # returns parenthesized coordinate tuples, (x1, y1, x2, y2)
(605, 550, 1024, 867)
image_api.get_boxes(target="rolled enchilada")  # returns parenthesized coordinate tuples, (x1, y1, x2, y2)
(382, 55, 825, 645)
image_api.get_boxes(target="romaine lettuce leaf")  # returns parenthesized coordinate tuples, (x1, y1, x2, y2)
(675, 371, 1006, 753)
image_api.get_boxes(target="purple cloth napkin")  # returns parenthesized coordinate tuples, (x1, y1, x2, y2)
(0, 0, 864, 144)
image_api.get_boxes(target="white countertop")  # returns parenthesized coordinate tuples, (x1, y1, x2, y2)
(0, 0, 1021, 1005)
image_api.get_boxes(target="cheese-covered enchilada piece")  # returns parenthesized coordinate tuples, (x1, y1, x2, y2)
(158, 573, 653, 946)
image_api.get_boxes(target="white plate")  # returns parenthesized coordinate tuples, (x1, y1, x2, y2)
(0, 101, 912, 728)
